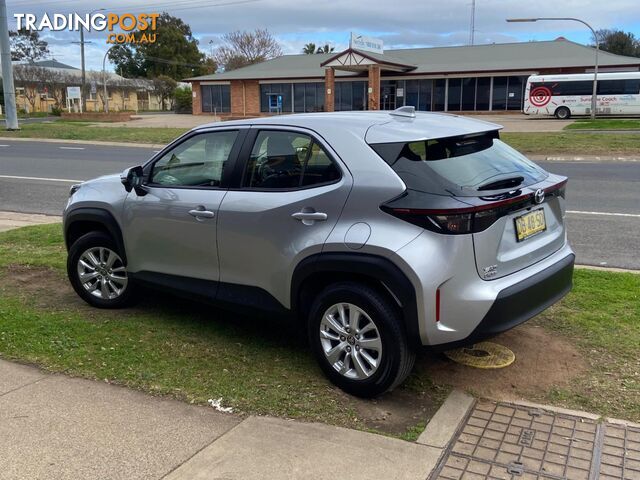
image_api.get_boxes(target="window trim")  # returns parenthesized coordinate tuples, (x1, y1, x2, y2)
(230, 126, 344, 192)
(142, 127, 247, 191)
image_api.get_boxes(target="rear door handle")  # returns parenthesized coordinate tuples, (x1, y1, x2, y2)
(188, 207, 215, 219)
(292, 211, 328, 225)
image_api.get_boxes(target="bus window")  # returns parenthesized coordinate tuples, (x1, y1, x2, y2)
(598, 79, 640, 95)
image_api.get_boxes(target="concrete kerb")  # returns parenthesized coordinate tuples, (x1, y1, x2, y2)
(0, 136, 166, 150)
(417, 389, 476, 449)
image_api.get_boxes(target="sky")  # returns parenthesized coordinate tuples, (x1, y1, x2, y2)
(5, 0, 640, 72)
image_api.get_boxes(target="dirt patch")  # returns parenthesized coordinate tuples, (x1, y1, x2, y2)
(418, 324, 587, 402)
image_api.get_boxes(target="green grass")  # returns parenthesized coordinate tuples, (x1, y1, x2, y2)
(0, 224, 638, 426)
(0, 121, 187, 145)
(536, 269, 640, 421)
(501, 132, 640, 155)
(0, 224, 446, 436)
(564, 119, 640, 131)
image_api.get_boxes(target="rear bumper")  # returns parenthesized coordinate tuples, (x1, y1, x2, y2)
(432, 252, 575, 351)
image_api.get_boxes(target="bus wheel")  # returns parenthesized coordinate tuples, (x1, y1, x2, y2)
(555, 107, 571, 120)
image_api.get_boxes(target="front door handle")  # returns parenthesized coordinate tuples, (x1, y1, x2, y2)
(188, 207, 215, 219)
(292, 211, 328, 225)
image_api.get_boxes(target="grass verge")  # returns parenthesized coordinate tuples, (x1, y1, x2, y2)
(0, 121, 187, 145)
(501, 132, 640, 156)
(535, 269, 640, 421)
(564, 119, 640, 131)
(0, 223, 446, 438)
(0, 224, 638, 429)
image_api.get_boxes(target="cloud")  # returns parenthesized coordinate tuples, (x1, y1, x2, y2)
(5, 0, 639, 72)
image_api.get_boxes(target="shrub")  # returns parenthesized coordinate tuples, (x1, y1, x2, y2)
(173, 86, 192, 114)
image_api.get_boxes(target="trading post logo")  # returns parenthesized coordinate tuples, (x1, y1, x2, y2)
(14, 13, 159, 44)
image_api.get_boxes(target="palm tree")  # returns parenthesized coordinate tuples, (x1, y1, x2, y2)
(302, 43, 317, 55)
(316, 44, 335, 54)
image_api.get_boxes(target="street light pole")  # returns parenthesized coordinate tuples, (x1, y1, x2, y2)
(506, 17, 599, 120)
(0, 0, 18, 130)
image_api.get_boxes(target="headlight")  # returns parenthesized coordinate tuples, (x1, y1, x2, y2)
(69, 184, 82, 197)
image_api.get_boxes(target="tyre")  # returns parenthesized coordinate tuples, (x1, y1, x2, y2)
(67, 231, 135, 308)
(308, 282, 415, 397)
(555, 106, 571, 120)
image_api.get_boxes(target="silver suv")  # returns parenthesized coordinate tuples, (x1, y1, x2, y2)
(63, 108, 575, 397)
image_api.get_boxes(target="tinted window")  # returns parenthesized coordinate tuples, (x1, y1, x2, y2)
(243, 131, 340, 189)
(598, 79, 640, 95)
(151, 130, 238, 187)
(531, 81, 593, 96)
(370, 134, 547, 196)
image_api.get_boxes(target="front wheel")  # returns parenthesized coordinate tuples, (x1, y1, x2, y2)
(308, 282, 415, 397)
(555, 106, 571, 119)
(67, 231, 135, 308)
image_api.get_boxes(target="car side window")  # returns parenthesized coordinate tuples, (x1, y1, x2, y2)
(150, 130, 238, 187)
(242, 130, 340, 189)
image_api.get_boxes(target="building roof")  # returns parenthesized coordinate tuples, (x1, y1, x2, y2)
(27, 59, 79, 70)
(186, 39, 640, 82)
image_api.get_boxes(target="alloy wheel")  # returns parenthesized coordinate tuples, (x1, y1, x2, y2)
(77, 247, 128, 300)
(319, 302, 382, 380)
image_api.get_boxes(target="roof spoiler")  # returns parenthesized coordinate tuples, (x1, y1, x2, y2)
(389, 106, 416, 118)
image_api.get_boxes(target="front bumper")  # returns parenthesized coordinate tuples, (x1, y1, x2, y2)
(432, 252, 575, 351)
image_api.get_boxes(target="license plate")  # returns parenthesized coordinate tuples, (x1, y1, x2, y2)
(514, 209, 546, 242)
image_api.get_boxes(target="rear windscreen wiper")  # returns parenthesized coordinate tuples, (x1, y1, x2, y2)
(477, 176, 524, 191)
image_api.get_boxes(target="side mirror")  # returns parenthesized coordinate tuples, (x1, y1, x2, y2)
(120, 166, 146, 195)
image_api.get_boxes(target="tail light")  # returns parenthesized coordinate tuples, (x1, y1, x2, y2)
(380, 205, 495, 234)
(381, 179, 567, 235)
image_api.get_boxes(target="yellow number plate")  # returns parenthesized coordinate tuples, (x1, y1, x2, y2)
(514, 209, 546, 242)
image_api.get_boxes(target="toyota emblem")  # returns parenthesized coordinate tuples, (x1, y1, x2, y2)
(534, 189, 545, 204)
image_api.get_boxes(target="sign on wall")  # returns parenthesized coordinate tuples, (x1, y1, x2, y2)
(350, 32, 384, 54)
(66, 86, 81, 99)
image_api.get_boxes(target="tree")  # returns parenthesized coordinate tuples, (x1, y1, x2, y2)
(594, 29, 640, 57)
(315, 44, 334, 54)
(151, 75, 178, 110)
(108, 12, 208, 80)
(173, 85, 192, 113)
(12, 64, 48, 112)
(9, 29, 50, 62)
(302, 42, 334, 54)
(214, 29, 282, 71)
(303, 43, 316, 54)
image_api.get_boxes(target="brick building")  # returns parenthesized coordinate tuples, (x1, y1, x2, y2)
(185, 38, 640, 117)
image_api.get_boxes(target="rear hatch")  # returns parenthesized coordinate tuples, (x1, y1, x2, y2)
(370, 130, 568, 280)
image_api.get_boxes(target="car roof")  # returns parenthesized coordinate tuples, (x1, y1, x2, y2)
(193, 111, 502, 144)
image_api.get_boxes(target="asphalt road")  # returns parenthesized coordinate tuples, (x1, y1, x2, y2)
(0, 139, 638, 269)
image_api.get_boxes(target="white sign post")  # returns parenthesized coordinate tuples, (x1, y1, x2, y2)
(349, 32, 384, 54)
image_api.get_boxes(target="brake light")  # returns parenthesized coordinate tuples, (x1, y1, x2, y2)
(381, 178, 567, 234)
(381, 205, 496, 234)
(435, 289, 441, 322)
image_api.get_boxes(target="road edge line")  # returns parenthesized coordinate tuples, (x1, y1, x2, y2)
(0, 136, 166, 149)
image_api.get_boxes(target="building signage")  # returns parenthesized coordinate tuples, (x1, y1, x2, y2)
(350, 32, 384, 54)
(66, 86, 81, 99)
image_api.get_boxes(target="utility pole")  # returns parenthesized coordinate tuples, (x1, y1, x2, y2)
(74, 8, 104, 113)
(469, 0, 476, 45)
(0, 0, 18, 130)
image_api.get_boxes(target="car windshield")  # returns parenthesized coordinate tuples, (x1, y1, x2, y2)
(369, 133, 547, 196)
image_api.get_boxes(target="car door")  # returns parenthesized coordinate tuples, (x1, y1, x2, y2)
(216, 127, 353, 309)
(121, 128, 245, 288)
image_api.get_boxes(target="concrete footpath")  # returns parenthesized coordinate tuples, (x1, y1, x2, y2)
(0, 359, 442, 480)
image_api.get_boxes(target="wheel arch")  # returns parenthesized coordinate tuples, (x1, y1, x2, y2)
(291, 252, 421, 347)
(64, 208, 127, 264)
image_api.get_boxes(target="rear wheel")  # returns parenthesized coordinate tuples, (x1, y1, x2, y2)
(308, 282, 415, 397)
(67, 231, 135, 308)
(555, 106, 571, 119)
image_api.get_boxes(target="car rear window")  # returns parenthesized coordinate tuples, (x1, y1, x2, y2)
(370, 133, 547, 196)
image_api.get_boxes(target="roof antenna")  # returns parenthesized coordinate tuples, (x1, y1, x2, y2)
(390, 106, 415, 118)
